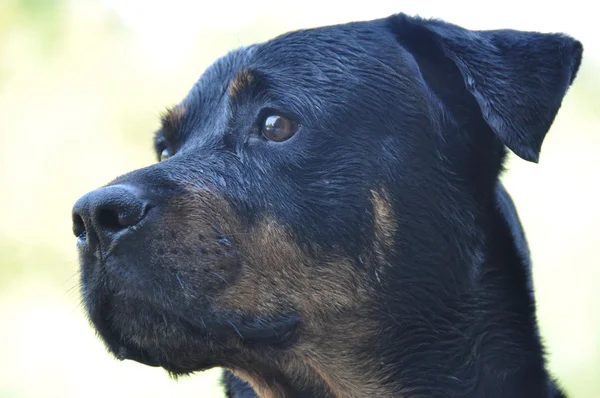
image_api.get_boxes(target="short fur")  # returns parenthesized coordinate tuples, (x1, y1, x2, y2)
(72, 13, 582, 398)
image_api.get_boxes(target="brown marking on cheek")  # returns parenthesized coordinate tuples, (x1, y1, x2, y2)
(167, 189, 237, 228)
(228, 69, 257, 98)
(155, 193, 399, 396)
(155, 189, 243, 296)
(217, 216, 367, 320)
(371, 188, 397, 260)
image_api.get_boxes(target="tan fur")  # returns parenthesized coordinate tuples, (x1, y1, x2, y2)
(228, 69, 257, 98)
(163, 104, 185, 125)
(214, 215, 398, 397)
(292, 322, 398, 398)
(371, 188, 397, 262)
(160, 104, 186, 142)
(161, 189, 400, 396)
(217, 216, 365, 318)
(232, 370, 282, 398)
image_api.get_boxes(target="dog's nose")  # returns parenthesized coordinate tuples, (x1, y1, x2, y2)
(72, 185, 150, 247)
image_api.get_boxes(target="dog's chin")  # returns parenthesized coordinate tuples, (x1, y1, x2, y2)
(84, 296, 209, 373)
(107, 336, 214, 375)
(113, 341, 162, 368)
(83, 283, 303, 375)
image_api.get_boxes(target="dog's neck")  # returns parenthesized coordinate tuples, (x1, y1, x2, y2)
(232, 184, 557, 398)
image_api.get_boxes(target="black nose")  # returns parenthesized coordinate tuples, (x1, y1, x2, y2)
(72, 185, 149, 248)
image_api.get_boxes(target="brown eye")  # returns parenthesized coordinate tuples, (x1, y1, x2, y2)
(262, 115, 298, 142)
(160, 148, 170, 161)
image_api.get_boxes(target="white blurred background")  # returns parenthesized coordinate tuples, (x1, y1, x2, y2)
(1, 0, 598, 397)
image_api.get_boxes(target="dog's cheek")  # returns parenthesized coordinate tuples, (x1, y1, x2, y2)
(215, 217, 369, 322)
(150, 227, 241, 295)
(114, 191, 246, 308)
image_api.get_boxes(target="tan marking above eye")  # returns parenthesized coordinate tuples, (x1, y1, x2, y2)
(162, 105, 186, 129)
(228, 70, 256, 98)
(262, 115, 299, 142)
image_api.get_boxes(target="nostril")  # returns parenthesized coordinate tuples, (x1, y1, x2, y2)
(97, 207, 124, 231)
(72, 213, 86, 239)
(95, 200, 149, 233)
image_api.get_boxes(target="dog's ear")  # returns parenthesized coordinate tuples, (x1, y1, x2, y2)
(389, 14, 583, 162)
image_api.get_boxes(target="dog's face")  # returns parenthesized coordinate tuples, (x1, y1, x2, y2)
(76, 21, 421, 373)
(73, 13, 581, 392)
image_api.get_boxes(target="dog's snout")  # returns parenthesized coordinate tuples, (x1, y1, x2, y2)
(72, 185, 150, 247)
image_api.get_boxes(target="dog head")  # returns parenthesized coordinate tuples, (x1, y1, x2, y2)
(73, 13, 581, 395)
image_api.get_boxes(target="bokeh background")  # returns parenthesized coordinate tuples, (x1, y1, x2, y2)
(1, 0, 598, 397)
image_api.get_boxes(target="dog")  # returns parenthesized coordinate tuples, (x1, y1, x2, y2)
(72, 12, 582, 398)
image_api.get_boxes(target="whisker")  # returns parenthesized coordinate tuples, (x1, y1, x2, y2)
(228, 321, 243, 339)
(61, 269, 81, 287)
(175, 272, 185, 290)
(208, 271, 229, 285)
(219, 232, 257, 237)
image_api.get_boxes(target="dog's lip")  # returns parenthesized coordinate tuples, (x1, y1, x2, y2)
(231, 313, 303, 347)
(116, 344, 161, 367)
(100, 313, 303, 373)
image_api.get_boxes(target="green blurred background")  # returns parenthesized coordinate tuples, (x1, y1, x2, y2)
(0, 0, 598, 397)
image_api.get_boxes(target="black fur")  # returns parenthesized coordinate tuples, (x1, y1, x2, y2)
(72, 13, 581, 397)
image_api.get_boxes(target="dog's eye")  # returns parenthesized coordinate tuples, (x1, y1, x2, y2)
(262, 115, 298, 142)
(160, 148, 171, 161)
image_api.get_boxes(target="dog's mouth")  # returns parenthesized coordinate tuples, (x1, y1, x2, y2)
(107, 310, 302, 373)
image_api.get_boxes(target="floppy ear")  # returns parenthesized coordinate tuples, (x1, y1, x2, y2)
(390, 14, 583, 163)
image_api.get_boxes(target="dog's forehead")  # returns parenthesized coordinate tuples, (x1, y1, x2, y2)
(192, 19, 406, 97)
(251, 21, 407, 80)
(173, 19, 424, 148)
(187, 47, 254, 106)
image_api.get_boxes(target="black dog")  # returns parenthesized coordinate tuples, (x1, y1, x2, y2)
(72, 13, 582, 398)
